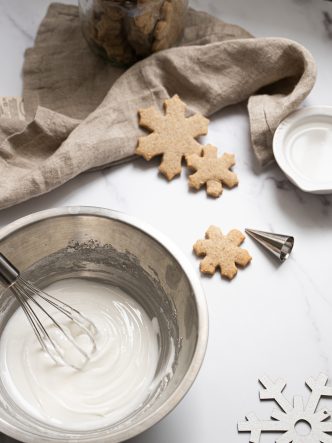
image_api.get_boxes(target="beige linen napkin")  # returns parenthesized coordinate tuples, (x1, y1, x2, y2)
(0, 3, 316, 210)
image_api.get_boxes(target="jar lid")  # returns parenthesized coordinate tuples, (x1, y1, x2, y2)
(273, 106, 332, 194)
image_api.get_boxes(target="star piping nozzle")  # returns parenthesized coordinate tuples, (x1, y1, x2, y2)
(245, 229, 294, 263)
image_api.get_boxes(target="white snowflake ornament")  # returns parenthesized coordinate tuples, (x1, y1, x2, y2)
(238, 374, 332, 443)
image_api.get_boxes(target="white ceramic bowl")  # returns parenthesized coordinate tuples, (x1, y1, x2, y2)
(273, 106, 332, 194)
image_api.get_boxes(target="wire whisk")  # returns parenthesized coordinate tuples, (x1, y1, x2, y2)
(0, 253, 97, 370)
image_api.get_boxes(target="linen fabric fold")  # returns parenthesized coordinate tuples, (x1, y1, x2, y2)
(0, 3, 316, 210)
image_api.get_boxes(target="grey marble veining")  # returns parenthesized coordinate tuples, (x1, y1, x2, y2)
(0, 6, 34, 42)
(323, 10, 332, 37)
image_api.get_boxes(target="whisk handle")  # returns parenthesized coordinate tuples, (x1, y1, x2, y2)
(0, 253, 19, 286)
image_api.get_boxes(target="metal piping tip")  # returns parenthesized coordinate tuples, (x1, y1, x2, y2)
(245, 229, 294, 263)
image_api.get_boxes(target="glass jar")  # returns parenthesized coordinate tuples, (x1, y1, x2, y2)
(78, 0, 188, 67)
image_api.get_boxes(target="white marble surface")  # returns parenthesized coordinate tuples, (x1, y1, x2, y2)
(0, 0, 332, 442)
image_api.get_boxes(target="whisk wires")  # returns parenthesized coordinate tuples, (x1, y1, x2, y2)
(8, 277, 97, 370)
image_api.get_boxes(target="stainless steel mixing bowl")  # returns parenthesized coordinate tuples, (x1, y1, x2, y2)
(0, 207, 208, 443)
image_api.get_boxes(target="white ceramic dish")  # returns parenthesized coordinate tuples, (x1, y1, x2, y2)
(273, 106, 332, 194)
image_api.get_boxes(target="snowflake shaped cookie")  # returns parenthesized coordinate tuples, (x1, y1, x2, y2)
(187, 145, 238, 197)
(136, 95, 209, 180)
(238, 374, 332, 443)
(193, 226, 251, 280)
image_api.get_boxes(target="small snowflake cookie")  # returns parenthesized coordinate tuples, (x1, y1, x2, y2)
(193, 226, 252, 280)
(136, 95, 209, 180)
(187, 144, 238, 197)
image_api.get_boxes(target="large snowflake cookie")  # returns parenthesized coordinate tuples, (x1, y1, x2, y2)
(136, 95, 209, 180)
(187, 144, 238, 197)
(238, 374, 332, 443)
(193, 226, 252, 280)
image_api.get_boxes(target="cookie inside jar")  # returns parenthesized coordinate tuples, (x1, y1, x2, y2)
(79, 0, 188, 66)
